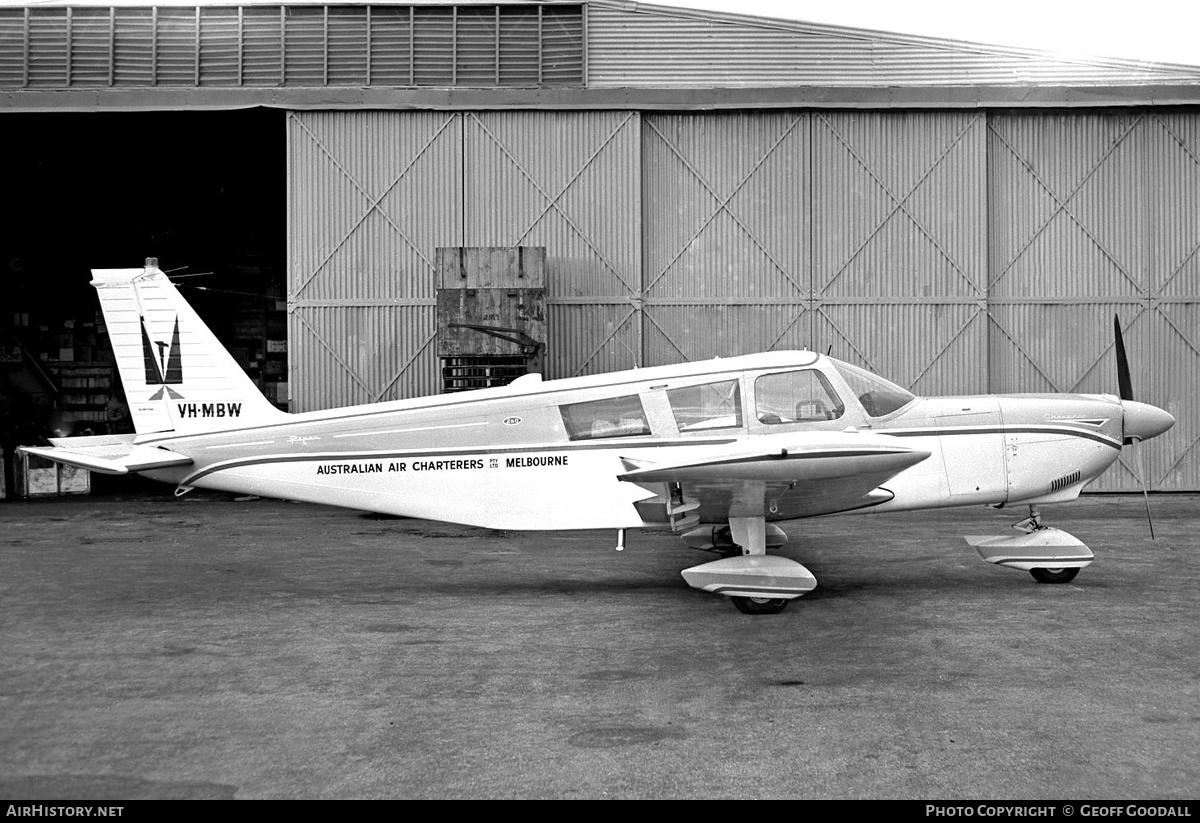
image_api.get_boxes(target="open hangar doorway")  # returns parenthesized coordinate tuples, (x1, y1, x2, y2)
(0, 107, 286, 495)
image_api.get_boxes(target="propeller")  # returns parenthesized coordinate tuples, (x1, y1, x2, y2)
(1113, 314, 1174, 539)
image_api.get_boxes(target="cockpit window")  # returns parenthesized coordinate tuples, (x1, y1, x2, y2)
(830, 358, 916, 417)
(754, 370, 845, 425)
(668, 380, 742, 432)
(561, 395, 651, 440)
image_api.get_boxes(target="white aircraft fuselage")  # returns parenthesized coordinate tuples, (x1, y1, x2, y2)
(132, 351, 1145, 531)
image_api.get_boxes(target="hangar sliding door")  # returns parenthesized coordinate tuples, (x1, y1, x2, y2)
(288, 111, 462, 411)
(463, 111, 643, 377)
(640, 110, 988, 397)
(1146, 114, 1200, 491)
(812, 112, 989, 396)
(641, 113, 811, 364)
(989, 111, 1200, 491)
(289, 109, 640, 410)
(287, 108, 1196, 491)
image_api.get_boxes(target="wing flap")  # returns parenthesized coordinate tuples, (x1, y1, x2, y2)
(19, 436, 193, 476)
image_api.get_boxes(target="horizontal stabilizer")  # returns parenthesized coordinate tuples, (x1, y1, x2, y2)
(19, 435, 193, 476)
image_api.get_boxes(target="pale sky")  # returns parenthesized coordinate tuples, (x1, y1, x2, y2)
(668, 0, 1200, 66)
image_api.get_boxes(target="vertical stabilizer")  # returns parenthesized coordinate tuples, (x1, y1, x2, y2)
(92, 258, 288, 435)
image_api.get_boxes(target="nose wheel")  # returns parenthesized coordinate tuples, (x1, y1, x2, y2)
(966, 505, 1094, 583)
(1016, 507, 1082, 584)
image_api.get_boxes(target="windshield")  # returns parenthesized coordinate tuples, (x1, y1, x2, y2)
(829, 358, 917, 418)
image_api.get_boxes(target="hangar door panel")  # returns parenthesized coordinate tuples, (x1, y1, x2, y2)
(812, 112, 988, 398)
(288, 111, 462, 410)
(1144, 114, 1200, 491)
(642, 113, 811, 365)
(288, 306, 438, 409)
(989, 112, 1198, 491)
(463, 111, 642, 377)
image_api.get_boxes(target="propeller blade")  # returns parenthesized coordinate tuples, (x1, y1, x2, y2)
(1115, 314, 1160, 539)
(1114, 314, 1133, 401)
(1130, 439, 1156, 540)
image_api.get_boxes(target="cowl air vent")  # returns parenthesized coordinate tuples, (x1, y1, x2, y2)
(1050, 470, 1082, 493)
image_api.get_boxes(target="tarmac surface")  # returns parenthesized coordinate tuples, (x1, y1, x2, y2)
(0, 488, 1196, 800)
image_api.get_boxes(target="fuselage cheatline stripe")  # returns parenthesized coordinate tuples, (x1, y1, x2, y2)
(175, 424, 1116, 486)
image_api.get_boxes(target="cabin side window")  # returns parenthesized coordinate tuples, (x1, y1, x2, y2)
(754, 370, 845, 424)
(667, 380, 742, 432)
(560, 395, 651, 440)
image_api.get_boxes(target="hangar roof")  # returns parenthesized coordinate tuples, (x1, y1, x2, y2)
(2, 1, 1199, 111)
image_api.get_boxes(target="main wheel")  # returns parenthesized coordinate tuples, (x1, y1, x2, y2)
(1030, 567, 1080, 584)
(731, 596, 789, 615)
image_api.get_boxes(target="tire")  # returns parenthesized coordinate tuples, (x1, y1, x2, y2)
(1030, 567, 1080, 584)
(731, 596, 789, 615)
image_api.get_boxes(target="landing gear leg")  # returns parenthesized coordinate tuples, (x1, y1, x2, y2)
(1013, 505, 1043, 534)
(727, 516, 789, 615)
(729, 516, 766, 556)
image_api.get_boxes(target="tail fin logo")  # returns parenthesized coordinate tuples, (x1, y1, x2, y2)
(141, 315, 185, 400)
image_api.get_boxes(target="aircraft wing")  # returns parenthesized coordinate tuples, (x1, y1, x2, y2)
(618, 432, 930, 521)
(18, 435, 193, 476)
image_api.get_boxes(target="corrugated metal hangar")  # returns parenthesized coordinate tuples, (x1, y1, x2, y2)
(1, 1, 1198, 493)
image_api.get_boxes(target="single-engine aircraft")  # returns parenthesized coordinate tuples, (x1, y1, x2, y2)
(20, 260, 1175, 614)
